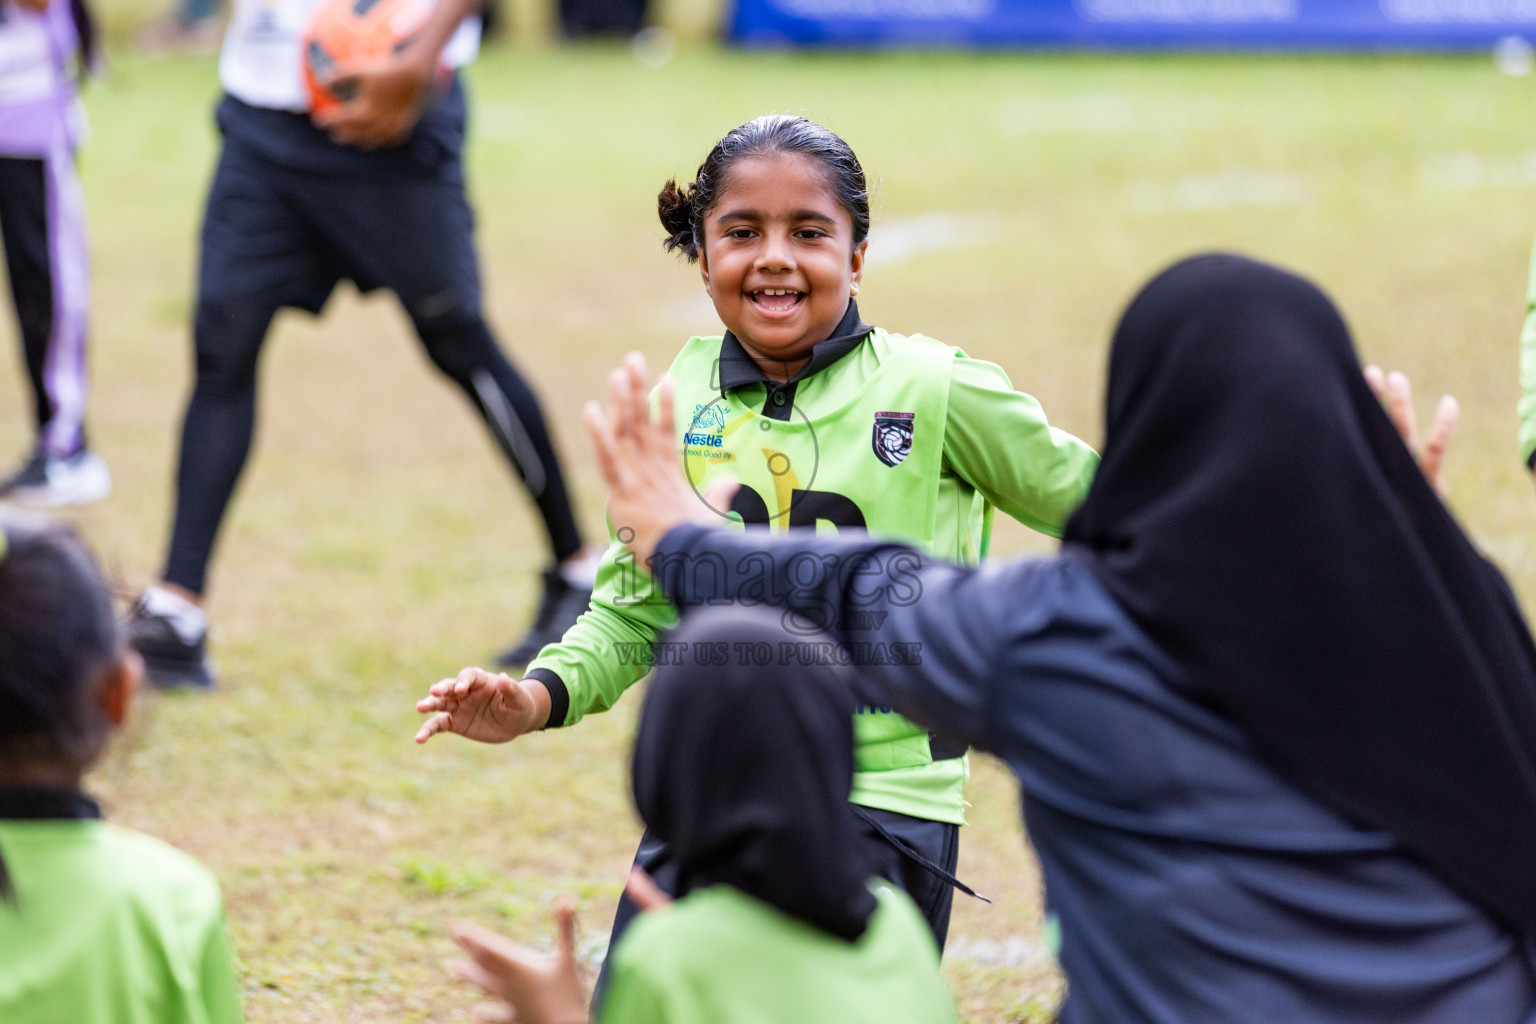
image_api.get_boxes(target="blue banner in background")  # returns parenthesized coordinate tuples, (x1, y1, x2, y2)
(727, 0, 1536, 49)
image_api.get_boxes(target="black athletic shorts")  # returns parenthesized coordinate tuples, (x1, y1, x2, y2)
(199, 86, 482, 321)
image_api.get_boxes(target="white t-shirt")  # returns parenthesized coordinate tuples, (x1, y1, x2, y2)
(0, 0, 72, 107)
(219, 0, 480, 112)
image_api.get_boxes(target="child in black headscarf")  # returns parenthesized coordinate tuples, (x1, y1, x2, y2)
(593, 253, 1536, 1023)
(447, 606, 957, 1024)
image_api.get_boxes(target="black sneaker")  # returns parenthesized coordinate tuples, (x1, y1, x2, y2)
(126, 596, 217, 690)
(0, 450, 45, 493)
(495, 568, 593, 669)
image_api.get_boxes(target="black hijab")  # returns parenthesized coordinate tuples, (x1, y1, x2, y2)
(1065, 253, 1536, 933)
(630, 607, 878, 942)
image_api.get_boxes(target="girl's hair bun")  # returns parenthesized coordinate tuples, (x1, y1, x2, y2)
(657, 178, 700, 262)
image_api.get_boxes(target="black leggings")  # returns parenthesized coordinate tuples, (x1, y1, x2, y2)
(0, 151, 90, 460)
(162, 295, 582, 595)
(162, 133, 583, 595)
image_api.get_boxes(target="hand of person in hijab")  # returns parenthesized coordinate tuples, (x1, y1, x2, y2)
(415, 667, 548, 744)
(625, 867, 674, 912)
(1363, 365, 1459, 495)
(584, 353, 737, 564)
(448, 903, 588, 1024)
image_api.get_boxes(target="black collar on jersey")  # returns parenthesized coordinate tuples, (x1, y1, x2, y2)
(1064, 253, 1536, 934)
(717, 301, 872, 421)
(0, 788, 101, 821)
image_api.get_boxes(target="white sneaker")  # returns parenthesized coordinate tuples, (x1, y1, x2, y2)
(0, 448, 112, 508)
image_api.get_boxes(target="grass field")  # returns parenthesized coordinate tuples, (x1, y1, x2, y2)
(6, 7, 1536, 1021)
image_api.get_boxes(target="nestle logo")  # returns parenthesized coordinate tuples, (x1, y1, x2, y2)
(684, 432, 723, 448)
(691, 404, 727, 431)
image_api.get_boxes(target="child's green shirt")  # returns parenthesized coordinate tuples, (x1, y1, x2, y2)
(599, 882, 958, 1024)
(0, 795, 241, 1024)
(529, 324, 1099, 825)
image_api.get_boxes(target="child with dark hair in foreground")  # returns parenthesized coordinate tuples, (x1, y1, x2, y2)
(0, 512, 241, 1024)
(447, 606, 957, 1024)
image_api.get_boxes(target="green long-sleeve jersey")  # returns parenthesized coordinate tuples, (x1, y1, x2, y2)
(1518, 233, 1536, 468)
(528, 326, 1099, 824)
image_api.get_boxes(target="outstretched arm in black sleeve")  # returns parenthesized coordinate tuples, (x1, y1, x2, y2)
(652, 524, 1042, 753)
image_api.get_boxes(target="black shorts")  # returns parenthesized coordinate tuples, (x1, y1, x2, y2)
(199, 91, 482, 324)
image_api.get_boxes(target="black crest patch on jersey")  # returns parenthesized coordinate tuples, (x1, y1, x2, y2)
(872, 411, 915, 468)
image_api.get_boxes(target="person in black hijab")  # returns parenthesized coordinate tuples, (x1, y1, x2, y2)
(628, 606, 877, 942)
(1064, 253, 1536, 934)
(589, 253, 1536, 1022)
(446, 606, 958, 1023)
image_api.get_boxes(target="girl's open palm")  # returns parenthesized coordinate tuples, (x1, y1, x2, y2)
(448, 903, 588, 1024)
(415, 667, 537, 744)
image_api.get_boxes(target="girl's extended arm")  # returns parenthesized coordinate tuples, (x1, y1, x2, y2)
(415, 534, 676, 743)
(651, 528, 1032, 749)
(943, 355, 1099, 538)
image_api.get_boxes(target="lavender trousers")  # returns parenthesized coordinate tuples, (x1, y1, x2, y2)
(0, 138, 90, 460)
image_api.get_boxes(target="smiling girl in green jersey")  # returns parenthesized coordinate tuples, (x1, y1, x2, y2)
(415, 114, 1099, 976)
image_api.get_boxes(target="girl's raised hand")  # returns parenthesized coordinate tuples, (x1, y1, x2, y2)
(448, 903, 588, 1024)
(415, 667, 547, 744)
(584, 353, 736, 564)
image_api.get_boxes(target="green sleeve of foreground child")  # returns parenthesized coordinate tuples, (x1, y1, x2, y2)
(1519, 232, 1536, 469)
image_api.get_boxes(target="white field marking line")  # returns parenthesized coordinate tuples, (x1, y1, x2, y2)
(996, 92, 1227, 137)
(668, 212, 1001, 328)
(867, 212, 1001, 268)
(1422, 151, 1536, 189)
(946, 932, 1056, 969)
(1127, 169, 1311, 213)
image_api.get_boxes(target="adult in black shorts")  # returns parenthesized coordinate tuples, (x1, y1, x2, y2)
(128, 0, 596, 688)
